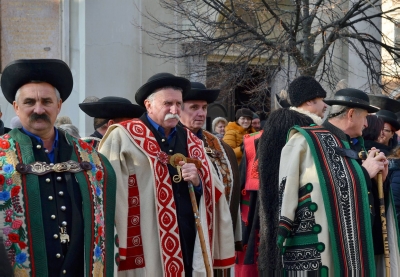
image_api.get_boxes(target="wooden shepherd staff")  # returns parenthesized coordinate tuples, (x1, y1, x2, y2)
(377, 171, 390, 277)
(359, 150, 390, 276)
(188, 182, 212, 276)
(169, 153, 212, 276)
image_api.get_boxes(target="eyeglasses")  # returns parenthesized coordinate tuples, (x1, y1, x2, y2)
(382, 129, 394, 134)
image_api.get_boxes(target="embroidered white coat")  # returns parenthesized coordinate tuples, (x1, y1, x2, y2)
(99, 122, 235, 277)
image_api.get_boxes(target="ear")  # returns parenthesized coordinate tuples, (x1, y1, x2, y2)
(107, 119, 115, 127)
(13, 101, 19, 116)
(347, 108, 355, 121)
(144, 99, 151, 113)
(57, 99, 63, 114)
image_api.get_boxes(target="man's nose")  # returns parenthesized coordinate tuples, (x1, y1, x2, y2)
(170, 104, 179, 114)
(33, 103, 45, 114)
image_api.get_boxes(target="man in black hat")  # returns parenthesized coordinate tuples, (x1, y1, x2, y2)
(258, 76, 329, 274)
(179, 81, 242, 275)
(99, 73, 234, 276)
(79, 96, 145, 149)
(276, 88, 400, 275)
(0, 59, 117, 276)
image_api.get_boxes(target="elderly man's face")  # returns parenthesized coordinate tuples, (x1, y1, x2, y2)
(180, 100, 207, 133)
(145, 88, 182, 130)
(13, 82, 61, 136)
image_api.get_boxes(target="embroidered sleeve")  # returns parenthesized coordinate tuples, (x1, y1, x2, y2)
(277, 133, 308, 249)
(99, 128, 130, 260)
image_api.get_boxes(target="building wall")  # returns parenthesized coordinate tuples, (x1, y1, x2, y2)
(0, 0, 181, 136)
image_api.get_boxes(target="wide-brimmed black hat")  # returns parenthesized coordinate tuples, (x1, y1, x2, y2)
(275, 94, 291, 108)
(324, 88, 379, 113)
(183, 82, 219, 103)
(368, 95, 400, 113)
(135, 73, 191, 107)
(79, 96, 145, 119)
(376, 110, 400, 131)
(1, 59, 73, 104)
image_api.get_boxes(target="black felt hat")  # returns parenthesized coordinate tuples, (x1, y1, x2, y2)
(183, 82, 220, 103)
(288, 76, 327, 107)
(367, 95, 400, 113)
(135, 73, 191, 107)
(324, 88, 379, 113)
(275, 94, 291, 108)
(376, 110, 400, 130)
(235, 108, 253, 120)
(1, 59, 73, 104)
(79, 96, 145, 119)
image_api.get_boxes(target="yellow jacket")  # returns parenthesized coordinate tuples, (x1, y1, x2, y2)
(223, 121, 255, 165)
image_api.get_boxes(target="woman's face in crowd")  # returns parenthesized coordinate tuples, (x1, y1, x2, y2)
(237, 116, 252, 129)
(215, 121, 226, 135)
(377, 122, 394, 146)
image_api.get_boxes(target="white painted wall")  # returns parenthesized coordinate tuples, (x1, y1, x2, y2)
(0, 0, 182, 136)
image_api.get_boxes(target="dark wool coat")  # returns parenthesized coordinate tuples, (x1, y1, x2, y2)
(257, 108, 315, 275)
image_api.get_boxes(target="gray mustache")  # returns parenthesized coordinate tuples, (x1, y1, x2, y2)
(164, 114, 180, 121)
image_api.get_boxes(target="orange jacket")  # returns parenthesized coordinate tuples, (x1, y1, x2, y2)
(223, 121, 256, 165)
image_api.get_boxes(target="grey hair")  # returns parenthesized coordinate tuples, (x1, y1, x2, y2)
(212, 117, 228, 131)
(55, 116, 72, 127)
(146, 86, 184, 104)
(59, 124, 80, 138)
(15, 82, 61, 102)
(328, 105, 363, 119)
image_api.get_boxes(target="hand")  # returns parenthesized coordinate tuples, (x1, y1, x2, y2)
(361, 148, 388, 180)
(179, 161, 200, 186)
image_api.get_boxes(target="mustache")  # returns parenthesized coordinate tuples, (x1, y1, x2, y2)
(164, 114, 180, 121)
(29, 113, 51, 123)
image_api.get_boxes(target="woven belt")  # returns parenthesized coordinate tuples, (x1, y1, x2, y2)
(15, 160, 92, 175)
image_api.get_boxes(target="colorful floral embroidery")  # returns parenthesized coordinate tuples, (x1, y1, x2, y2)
(73, 138, 106, 275)
(0, 135, 30, 273)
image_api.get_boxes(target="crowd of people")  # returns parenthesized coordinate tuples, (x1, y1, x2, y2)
(1, 58, 400, 277)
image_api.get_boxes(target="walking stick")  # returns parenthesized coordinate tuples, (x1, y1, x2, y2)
(359, 151, 390, 276)
(377, 171, 390, 277)
(188, 182, 212, 277)
(169, 154, 212, 276)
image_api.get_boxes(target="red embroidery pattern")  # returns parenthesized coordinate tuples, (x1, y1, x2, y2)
(186, 132, 214, 250)
(121, 120, 184, 276)
(119, 174, 145, 271)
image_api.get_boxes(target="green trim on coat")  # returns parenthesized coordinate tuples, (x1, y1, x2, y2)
(9, 128, 49, 276)
(291, 126, 376, 276)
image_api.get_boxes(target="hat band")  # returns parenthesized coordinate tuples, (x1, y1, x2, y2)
(333, 95, 369, 106)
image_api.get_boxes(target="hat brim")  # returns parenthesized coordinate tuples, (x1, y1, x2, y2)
(1, 59, 73, 104)
(79, 102, 145, 119)
(135, 76, 191, 107)
(378, 115, 400, 130)
(184, 89, 220, 103)
(323, 99, 379, 113)
(368, 95, 400, 113)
